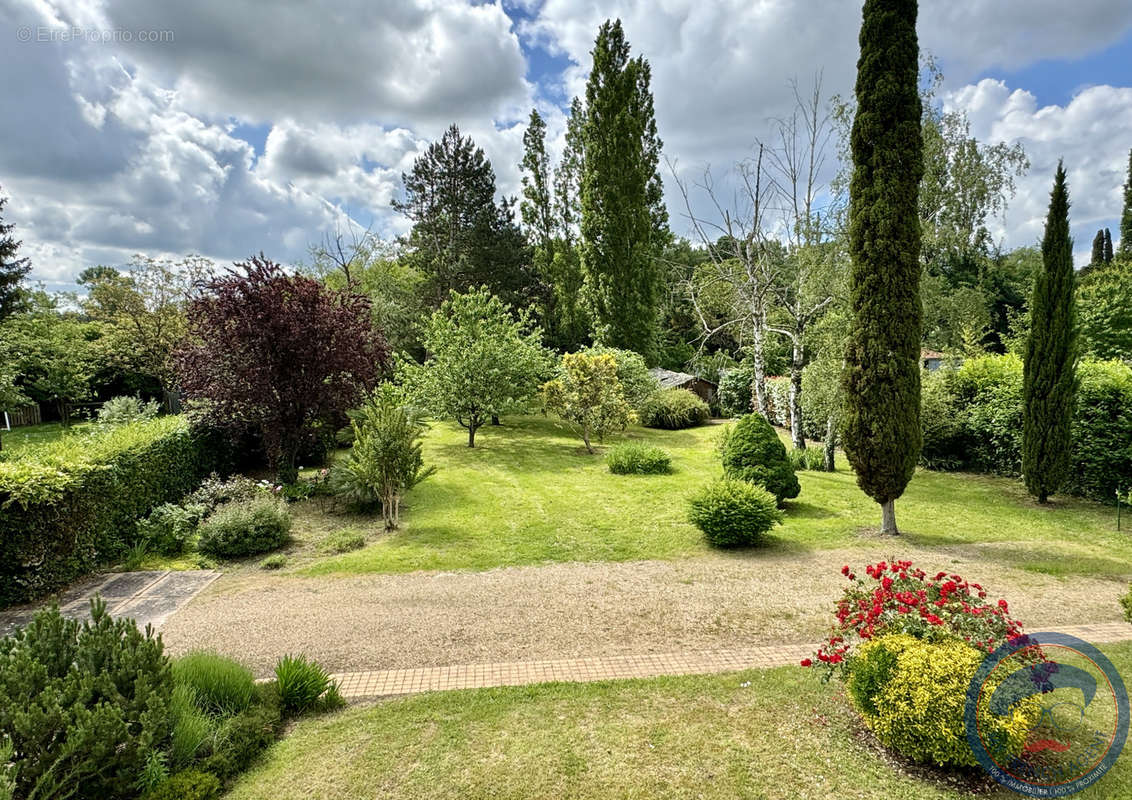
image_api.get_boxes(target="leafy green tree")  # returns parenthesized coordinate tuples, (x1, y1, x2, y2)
(80, 255, 210, 406)
(412, 288, 549, 447)
(841, 0, 924, 536)
(0, 187, 30, 323)
(396, 124, 534, 308)
(541, 351, 634, 453)
(579, 19, 668, 361)
(1077, 260, 1132, 360)
(520, 109, 555, 256)
(1120, 149, 1132, 260)
(1022, 163, 1077, 503)
(0, 350, 28, 452)
(312, 234, 427, 356)
(332, 385, 436, 529)
(545, 97, 591, 350)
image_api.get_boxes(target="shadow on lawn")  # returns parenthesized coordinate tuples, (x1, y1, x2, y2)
(901, 532, 1132, 579)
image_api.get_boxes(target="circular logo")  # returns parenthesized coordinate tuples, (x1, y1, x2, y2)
(965, 633, 1129, 797)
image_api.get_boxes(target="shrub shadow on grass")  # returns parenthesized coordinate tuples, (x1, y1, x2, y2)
(900, 533, 1132, 579)
(782, 501, 836, 520)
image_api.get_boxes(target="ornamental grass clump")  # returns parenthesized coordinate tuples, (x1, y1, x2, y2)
(606, 442, 671, 474)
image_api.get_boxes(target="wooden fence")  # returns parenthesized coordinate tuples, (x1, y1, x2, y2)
(3, 404, 42, 428)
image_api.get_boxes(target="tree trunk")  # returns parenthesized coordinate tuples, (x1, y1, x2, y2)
(788, 334, 805, 450)
(467, 425, 477, 447)
(751, 311, 770, 418)
(491, 415, 501, 426)
(581, 425, 594, 454)
(823, 416, 837, 471)
(880, 500, 898, 535)
(57, 399, 68, 428)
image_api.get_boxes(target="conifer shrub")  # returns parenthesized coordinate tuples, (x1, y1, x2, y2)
(687, 479, 783, 547)
(719, 414, 800, 504)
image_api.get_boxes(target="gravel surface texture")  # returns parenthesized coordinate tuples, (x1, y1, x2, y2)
(160, 546, 1129, 677)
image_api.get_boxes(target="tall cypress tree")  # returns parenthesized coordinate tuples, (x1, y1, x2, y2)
(1120, 149, 1132, 260)
(841, 0, 924, 536)
(0, 188, 31, 323)
(1090, 229, 1105, 266)
(1103, 227, 1114, 263)
(1022, 163, 1077, 504)
(579, 19, 668, 362)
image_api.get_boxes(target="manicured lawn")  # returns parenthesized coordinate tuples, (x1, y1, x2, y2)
(298, 415, 1130, 580)
(225, 642, 1132, 800)
(0, 421, 91, 455)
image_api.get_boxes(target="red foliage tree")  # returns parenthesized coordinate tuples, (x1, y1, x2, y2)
(176, 255, 389, 481)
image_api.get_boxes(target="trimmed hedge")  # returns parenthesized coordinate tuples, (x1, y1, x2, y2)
(0, 416, 230, 606)
(639, 388, 711, 429)
(920, 356, 1132, 501)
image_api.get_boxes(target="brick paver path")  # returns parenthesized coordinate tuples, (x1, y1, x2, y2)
(332, 621, 1132, 700)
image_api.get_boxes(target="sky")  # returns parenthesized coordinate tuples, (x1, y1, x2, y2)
(1, 0, 1131, 291)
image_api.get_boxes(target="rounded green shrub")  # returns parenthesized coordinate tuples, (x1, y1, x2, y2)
(173, 650, 257, 716)
(136, 502, 206, 556)
(719, 414, 800, 504)
(639, 388, 711, 430)
(97, 395, 161, 426)
(142, 769, 221, 800)
(847, 634, 1039, 767)
(687, 479, 783, 547)
(196, 497, 291, 558)
(606, 443, 672, 475)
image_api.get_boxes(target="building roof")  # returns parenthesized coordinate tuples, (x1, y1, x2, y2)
(648, 367, 716, 390)
(920, 349, 945, 360)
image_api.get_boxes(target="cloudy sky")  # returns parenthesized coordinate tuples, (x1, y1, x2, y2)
(2, 0, 1131, 290)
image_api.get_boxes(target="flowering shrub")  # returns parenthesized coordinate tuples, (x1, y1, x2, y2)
(802, 559, 1025, 678)
(847, 634, 1040, 767)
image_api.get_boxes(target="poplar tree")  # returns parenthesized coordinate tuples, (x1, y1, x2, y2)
(1120, 149, 1132, 260)
(1103, 227, 1114, 263)
(1022, 163, 1077, 503)
(579, 19, 668, 362)
(519, 110, 554, 253)
(841, 0, 924, 535)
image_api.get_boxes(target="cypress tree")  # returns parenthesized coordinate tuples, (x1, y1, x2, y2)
(841, 0, 924, 535)
(1120, 149, 1132, 260)
(0, 188, 31, 323)
(1103, 227, 1114, 263)
(1090, 229, 1105, 266)
(579, 19, 668, 362)
(1022, 163, 1077, 504)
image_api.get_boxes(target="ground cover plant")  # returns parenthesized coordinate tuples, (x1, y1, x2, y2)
(224, 643, 1132, 800)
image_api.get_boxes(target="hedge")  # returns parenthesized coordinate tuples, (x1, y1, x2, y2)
(920, 355, 1132, 502)
(0, 416, 230, 605)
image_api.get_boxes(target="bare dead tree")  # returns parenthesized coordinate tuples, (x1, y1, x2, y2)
(312, 217, 376, 287)
(762, 75, 841, 450)
(669, 145, 784, 418)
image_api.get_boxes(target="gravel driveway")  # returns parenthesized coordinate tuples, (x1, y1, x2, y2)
(160, 546, 1129, 677)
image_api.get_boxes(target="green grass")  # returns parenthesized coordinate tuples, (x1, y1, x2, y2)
(0, 421, 92, 456)
(225, 642, 1132, 799)
(298, 415, 1131, 580)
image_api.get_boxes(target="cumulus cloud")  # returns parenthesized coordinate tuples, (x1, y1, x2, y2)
(945, 79, 1132, 264)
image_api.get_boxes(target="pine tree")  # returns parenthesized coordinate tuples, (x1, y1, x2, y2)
(1022, 163, 1077, 504)
(579, 19, 668, 362)
(1090, 229, 1105, 266)
(1103, 227, 1114, 263)
(1120, 149, 1132, 260)
(396, 125, 532, 307)
(0, 187, 31, 323)
(841, 0, 924, 536)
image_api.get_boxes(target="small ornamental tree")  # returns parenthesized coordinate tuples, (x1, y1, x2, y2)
(541, 351, 634, 453)
(1022, 164, 1077, 503)
(413, 288, 549, 447)
(176, 255, 388, 482)
(332, 385, 436, 529)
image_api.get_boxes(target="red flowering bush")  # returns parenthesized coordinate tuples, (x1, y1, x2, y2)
(803, 559, 1026, 679)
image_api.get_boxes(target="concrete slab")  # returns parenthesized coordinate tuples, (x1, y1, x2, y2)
(0, 570, 221, 638)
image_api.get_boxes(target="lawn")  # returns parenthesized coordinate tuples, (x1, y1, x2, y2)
(225, 642, 1132, 800)
(0, 421, 91, 456)
(296, 414, 1130, 580)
